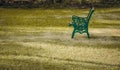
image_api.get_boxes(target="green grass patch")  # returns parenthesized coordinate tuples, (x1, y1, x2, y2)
(0, 8, 120, 28)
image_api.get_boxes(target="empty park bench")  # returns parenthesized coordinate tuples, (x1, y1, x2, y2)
(69, 7, 94, 38)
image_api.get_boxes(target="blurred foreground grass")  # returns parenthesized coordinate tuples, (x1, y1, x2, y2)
(0, 26, 120, 70)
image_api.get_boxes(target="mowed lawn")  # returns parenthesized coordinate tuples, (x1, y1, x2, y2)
(0, 8, 120, 70)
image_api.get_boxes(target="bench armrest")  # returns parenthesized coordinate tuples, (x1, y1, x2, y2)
(72, 15, 87, 23)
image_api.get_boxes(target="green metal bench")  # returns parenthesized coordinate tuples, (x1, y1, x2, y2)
(69, 7, 94, 38)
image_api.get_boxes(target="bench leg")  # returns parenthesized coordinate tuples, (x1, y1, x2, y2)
(71, 30, 75, 38)
(87, 32, 90, 38)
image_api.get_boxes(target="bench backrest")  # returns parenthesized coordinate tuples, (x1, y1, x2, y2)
(87, 7, 94, 23)
(70, 7, 94, 27)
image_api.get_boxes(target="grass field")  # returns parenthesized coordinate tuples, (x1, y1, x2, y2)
(0, 8, 120, 70)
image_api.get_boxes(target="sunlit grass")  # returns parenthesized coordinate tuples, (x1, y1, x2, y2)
(0, 26, 120, 70)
